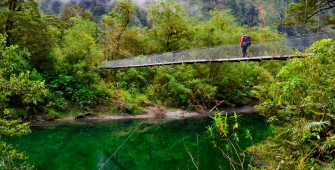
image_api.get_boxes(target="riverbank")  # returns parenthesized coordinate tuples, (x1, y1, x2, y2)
(34, 105, 258, 123)
(12, 110, 269, 170)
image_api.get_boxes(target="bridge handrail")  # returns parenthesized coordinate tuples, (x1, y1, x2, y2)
(99, 32, 335, 69)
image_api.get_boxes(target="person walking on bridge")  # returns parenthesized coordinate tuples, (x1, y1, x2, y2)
(240, 33, 251, 57)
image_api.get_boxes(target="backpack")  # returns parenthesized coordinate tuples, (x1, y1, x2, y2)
(244, 34, 251, 47)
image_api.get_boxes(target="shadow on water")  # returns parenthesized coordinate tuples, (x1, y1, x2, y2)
(8, 114, 270, 170)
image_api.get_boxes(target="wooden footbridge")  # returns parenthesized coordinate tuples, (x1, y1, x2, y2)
(99, 32, 334, 69)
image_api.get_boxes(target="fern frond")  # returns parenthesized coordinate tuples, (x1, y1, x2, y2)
(321, 135, 335, 151)
(301, 121, 331, 132)
(279, 120, 330, 139)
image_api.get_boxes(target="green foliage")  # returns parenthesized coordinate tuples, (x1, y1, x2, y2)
(0, 34, 30, 78)
(48, 73, 107, 110)
(0, 0, 55, 72)
(102, 0, 136, 60)
(0, 109, 33, 169)
(119, 27, 148, 56)
(109, 0, 136, 28)
(4, 1, 333, 168)
(252, 39, 335, 169)
(42, 16, 110, 110)
(256, 39, 335, 120)
(213, 62, 273, 106)
(2, 0, 289, 113)
(188, 78, 217, 108)
(0, 1, 314, 169)
(0, 69, 34, 170)
(0, 71, 48, 117)
(207, 112, 255, 169)
(134, 93, 152, 107)
(0, 72, 48, 106)
(0, 109, 31, 137)
(61, 17, 101, 66)
(36, 0, 303, 32)
(47, 44, 109, 110)
(0, 141, 34, 170)
(112, 89, 144, 115)
(0, 44, 30, 78)
(44, 108, 61, 120)
(115, 68, 151, 94)
(148, 66, 196, 110)
(60, 5, 88, 26)
(192, 9, 240, 47)
(285, 0, 335, 31)
(0, 33, 49, 116)
(148, 0, 193, 52)
(96, 1, 285, 111)
(46, 91, 68, 111)
(251, 119, 334, 169)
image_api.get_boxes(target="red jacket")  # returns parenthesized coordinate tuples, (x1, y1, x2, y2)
(240, 34, 245, 47)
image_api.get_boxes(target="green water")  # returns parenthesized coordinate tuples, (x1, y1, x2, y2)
(8, 115, 270, 170)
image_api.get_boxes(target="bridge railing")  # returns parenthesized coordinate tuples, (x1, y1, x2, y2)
(99, 32, 335, 68)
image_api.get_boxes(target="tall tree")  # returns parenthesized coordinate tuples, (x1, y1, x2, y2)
(0, 0, 23, 45)
(61, 17, 101, 66)
(192, 9, 239, 48)
(0, 0, 55, 72)
(102, 0, 136, 60)
(60, 5, 94, 26)
(285, 0, 335, 31)
(47, 17, 108, 110)
(0, 35, 44, 170)
(148, 0, 193, 52)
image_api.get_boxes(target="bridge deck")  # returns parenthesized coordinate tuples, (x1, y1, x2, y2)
(99, 54, 306, 69)
(98, 32, 334, 69)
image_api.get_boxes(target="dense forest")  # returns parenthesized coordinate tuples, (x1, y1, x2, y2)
(36, 0, 309, 35)
(1, 0, 335, 169)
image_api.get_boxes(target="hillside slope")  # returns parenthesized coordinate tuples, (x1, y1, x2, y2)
(37, 0, 298, 33)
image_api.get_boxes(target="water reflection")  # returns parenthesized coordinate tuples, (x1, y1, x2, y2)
(9, 115, 269, 170)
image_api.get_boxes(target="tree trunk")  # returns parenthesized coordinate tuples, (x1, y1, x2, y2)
(6, 0, 17, 45)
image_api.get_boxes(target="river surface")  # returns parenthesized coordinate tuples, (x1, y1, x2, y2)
(8, 115, 270, 170)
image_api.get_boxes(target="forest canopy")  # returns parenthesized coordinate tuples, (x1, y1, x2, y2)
(1, 0, 335, 169)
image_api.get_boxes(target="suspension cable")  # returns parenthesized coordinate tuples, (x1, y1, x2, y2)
(99, 119, 145, 170)
(285, 0, 287, 34)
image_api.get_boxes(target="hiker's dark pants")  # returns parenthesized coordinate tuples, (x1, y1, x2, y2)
(242, 45, 248, 57)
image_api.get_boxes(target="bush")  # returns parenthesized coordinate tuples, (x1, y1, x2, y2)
(48, 74, 109, 110)
(112, 89, 144, 115)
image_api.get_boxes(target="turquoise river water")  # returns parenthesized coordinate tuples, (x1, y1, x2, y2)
(8, 115, 270, 170)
